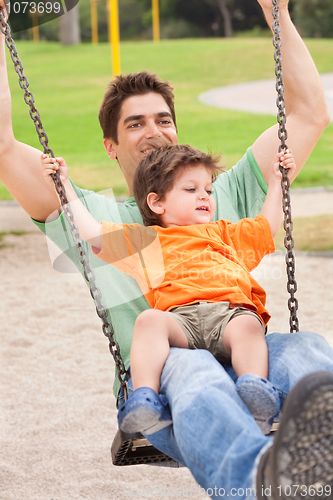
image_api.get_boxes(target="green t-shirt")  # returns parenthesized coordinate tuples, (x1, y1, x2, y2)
(32, 147, 267, 398)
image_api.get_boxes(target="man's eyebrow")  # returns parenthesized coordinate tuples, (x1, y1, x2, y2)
(123, 114, 144, 124)
(123, 111, 173, 125)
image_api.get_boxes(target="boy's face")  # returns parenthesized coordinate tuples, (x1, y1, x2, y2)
(104, 93, 178, 181)
(157, 165, 216, 227)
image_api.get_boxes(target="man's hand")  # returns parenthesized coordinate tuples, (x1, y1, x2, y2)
(257, 0, 289, 12)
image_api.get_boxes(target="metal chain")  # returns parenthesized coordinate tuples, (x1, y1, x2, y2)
(272, 0, 299, 333)
(0, 8, 129, 393)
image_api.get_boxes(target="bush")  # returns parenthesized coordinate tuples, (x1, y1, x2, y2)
(292, 0, 333, 38)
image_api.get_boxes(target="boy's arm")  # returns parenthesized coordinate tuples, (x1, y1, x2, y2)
(260, 150, 296, 237)
(42, 155, 102, 250)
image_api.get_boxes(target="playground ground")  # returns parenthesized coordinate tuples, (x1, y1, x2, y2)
(1, 78, 333, 499)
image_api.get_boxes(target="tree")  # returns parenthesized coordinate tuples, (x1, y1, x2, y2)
(292, 0, 333, 38)
(209, 0, 233, 38)
(59, 2, 81, 45)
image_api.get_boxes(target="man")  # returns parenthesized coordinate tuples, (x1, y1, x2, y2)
(0, 1, 332, 499)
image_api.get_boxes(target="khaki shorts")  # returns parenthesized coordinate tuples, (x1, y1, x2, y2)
(167, 301, 265, 365)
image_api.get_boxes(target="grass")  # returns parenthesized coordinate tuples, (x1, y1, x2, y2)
(275, 215, 333, 253)
(1, 37, 332, 201)
(0, 231, 26, 249)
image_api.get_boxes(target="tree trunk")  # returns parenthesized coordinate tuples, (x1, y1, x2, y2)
(59, 4, 81, 45)
(216, 0, 233, 38)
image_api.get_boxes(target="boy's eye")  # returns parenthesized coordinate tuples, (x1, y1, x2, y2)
(185, 188, 195, 192)
(206, 190, 212, 195)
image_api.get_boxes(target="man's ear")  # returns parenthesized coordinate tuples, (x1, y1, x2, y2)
(103, 138, 117, 160)
(147, 193, 165, 215)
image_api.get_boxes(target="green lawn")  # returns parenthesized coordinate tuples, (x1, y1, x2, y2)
(1, 37, 333, 200)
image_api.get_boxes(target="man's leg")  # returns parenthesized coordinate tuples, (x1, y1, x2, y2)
(147, 348, 271, 498)
(266, 331, 333, 405)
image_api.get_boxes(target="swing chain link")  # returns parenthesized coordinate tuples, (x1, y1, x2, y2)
(272, 0, 299, 333)
(0, 8, 129, 394)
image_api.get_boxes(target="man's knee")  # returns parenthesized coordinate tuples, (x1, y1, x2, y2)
(267, 331, 332, 357)
(163, 348, 232, 390)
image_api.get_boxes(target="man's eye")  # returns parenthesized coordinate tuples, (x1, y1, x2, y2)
(129, 123, 141, 128)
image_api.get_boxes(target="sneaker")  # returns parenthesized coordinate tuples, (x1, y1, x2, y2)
(118, 387, 172, 435)
(256, 371, 333, 500)
(236, 374, 280, 434)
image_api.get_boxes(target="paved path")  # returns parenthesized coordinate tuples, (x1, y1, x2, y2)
(1, 186, 333, 234)
(199, 73, 333, 121)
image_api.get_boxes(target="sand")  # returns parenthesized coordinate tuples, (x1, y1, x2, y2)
(1, 229, 333, 500)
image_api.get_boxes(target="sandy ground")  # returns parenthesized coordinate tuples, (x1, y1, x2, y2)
(1, 228, 333, 500)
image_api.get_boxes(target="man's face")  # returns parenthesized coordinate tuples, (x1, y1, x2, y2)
(105, 93, 178, 181)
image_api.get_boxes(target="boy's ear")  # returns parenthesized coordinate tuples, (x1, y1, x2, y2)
(103, 138, 117, 160)
(147, 193, 165, 215)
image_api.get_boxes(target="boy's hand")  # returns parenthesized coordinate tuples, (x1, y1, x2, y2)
(41, 154, 69, 186)
(271, 149, 296, 182)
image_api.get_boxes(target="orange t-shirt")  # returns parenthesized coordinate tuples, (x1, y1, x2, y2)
(94, 214, 275, 326)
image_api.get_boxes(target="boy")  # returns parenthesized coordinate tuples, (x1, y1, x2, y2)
(42, 144, 295, 436)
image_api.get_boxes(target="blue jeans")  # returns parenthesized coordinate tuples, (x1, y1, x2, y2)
(118, 332, 333, 499)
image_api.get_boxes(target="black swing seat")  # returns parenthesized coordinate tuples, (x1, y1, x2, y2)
(111, 423, 280, 467)
(111, 429, 183, 467)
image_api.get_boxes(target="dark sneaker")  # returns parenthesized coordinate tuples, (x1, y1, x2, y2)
(118, 386, 172, 435)
(257, 371, 333, 500)
(236, 374, 280, 435)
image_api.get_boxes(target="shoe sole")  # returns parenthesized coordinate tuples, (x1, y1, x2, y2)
(237, 379, 279, 435)
(269, 371, 333, 500)
(120, 406, 172, 435)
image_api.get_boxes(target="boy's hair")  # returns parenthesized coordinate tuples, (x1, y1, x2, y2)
(133, 144, 225, 227)
(98, 72, 177, 143)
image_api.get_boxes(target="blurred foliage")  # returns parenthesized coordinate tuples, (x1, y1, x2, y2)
(291, 0, 333, 38)
(10, 0, 333, 42)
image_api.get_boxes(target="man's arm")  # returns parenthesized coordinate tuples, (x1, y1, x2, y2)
(0, 2, 61, 222)
(252, 0, 330, 185)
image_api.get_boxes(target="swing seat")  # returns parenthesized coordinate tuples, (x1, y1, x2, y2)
(111, 428, 182, 467)
(111, 422, 280, 466)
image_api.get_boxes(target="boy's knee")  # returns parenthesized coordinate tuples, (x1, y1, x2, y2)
(135, 308, 164, 328)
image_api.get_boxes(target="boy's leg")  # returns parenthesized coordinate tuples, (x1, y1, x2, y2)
(223, 314, 280, 434)
(118, 309, 189, 435)
(223, 314, 268, 377)
(130, 308, 189, 392)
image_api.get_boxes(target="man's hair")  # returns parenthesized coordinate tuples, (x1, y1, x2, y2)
(133, 144, 225, 227)
(98, 72, 177, 143)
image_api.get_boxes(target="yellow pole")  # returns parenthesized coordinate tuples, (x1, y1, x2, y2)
(152, 0, 160, 42)
(109, 0, 121, 76)
(31, 12, 39, 42)
(90, 0, 99, 44)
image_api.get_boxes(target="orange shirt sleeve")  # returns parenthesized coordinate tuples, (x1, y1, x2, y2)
(217, 214, 275, 271)
(92, 221, 165, 306)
